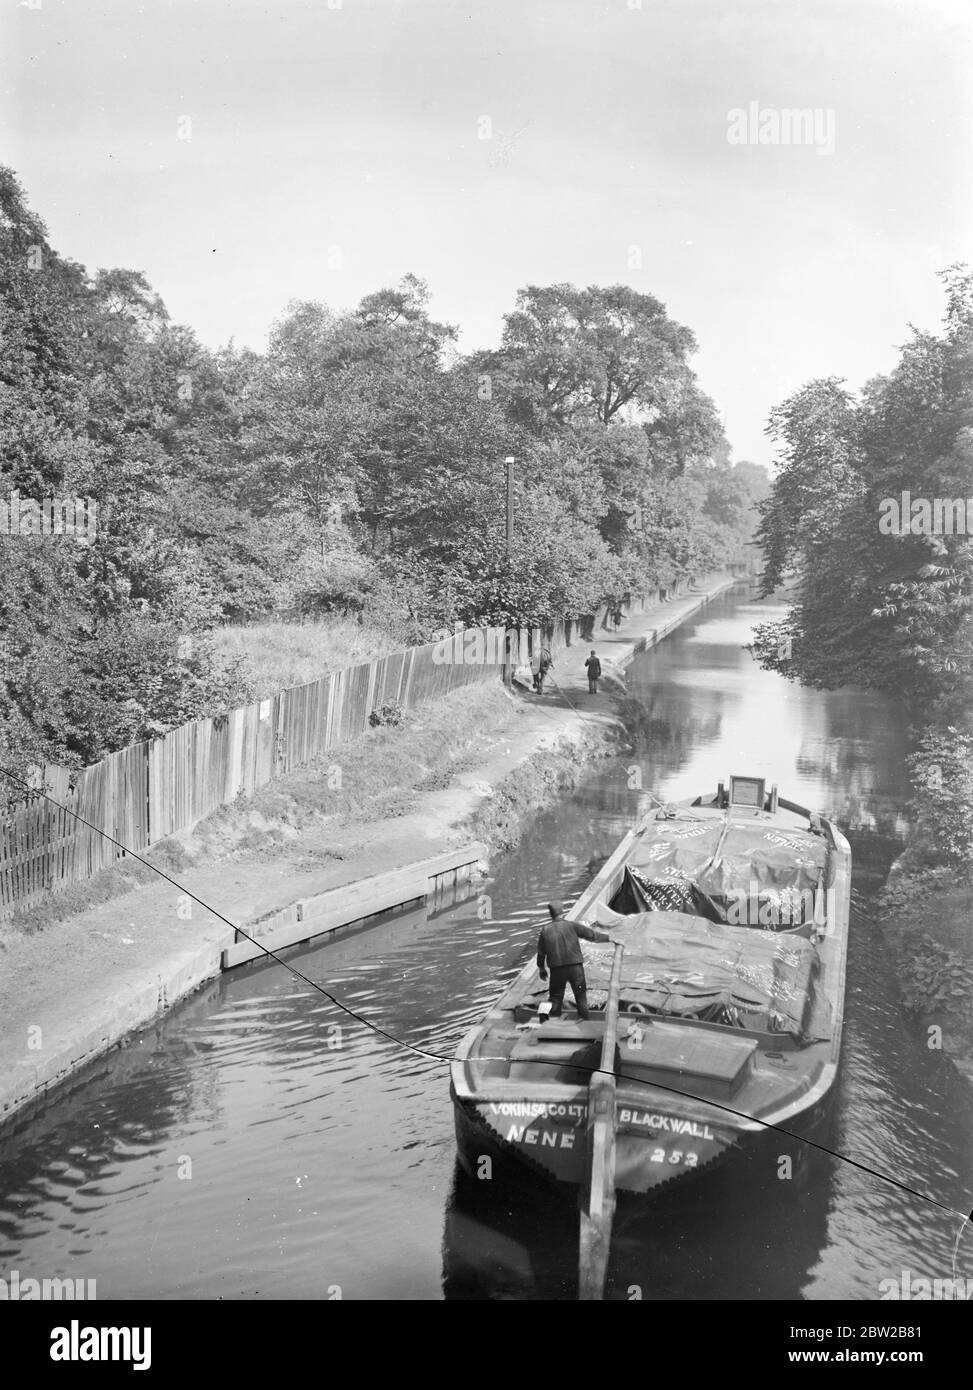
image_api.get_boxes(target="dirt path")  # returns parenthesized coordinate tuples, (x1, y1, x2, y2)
(0, 576, 735, 1126)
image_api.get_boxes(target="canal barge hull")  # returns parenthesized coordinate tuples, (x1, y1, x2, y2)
(451, 787, 851, 1199)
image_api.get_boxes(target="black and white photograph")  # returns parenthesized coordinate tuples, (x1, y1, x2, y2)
(1, 0, 972, 1346)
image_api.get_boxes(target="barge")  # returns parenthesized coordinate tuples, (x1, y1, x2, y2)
(450, 775, 852, 1298)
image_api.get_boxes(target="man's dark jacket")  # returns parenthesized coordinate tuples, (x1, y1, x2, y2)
(536, 919, 608, 971)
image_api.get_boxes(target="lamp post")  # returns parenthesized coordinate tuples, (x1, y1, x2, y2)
(504, 455, 515, 558)
(503, 456, 515, 686)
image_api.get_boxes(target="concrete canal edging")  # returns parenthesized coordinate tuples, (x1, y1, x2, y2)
(604, 576, 737, 674)
(220, 845, 487, 969)
(0, 573, 739, 1131)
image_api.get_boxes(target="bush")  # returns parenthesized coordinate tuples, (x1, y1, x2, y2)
(369, 699, 404, 728)
(898, 933, 973, 1021)
(908, 726, 973, 871)
(877, 866, 955, 916)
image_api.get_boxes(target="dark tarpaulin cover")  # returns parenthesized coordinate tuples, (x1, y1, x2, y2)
(615, 865, 818, 930)
(628, 820, 828, 894)
(580, 910, 830, 1040)
(615, 866, 724, 920)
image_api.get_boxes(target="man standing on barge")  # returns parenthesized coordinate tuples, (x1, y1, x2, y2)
(536, 902, 611, 1021)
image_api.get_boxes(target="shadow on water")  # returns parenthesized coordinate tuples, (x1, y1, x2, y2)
(442, 1144, 837, 1302)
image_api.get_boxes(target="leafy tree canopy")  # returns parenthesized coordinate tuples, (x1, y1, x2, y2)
(0, 168, 758, 791)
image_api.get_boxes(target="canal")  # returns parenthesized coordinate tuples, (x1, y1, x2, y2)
(1, 585, 970, 1300)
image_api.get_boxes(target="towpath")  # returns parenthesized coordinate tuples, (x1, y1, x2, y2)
(0, 575, 736, 1126)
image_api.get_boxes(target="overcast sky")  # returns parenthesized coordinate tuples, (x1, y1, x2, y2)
(5, 0, 972, 467)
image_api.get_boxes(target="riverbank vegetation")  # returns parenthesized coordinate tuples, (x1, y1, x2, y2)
(209, 618, 400, 702)
(0, 166, 767, 794)
(751, 266, 973, 1070)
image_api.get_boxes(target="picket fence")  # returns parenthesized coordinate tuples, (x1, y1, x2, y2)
(0, 580, 696, 917)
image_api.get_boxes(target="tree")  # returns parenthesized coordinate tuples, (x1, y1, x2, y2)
(751, 269, 973, 710)
(0, 167, 255, 787)
(482, 283, 703, 434)
(2, 166, 750, 786)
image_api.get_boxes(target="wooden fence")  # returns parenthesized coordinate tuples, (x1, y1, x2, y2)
(0, 578, 698, 918)
(0, 629, 507, 918)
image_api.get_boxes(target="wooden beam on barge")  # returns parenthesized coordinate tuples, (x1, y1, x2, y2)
(221, 843, 486, 969)
(578, 940, 624, 1301)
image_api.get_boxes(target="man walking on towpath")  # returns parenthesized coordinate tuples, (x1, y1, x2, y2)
(584, 650, 602, 694)
(534, 646, 553, 693)
(536, 902, 611, 1021)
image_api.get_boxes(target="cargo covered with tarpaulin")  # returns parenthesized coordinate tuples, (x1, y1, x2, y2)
(581, 908, 831, 1041)
(451, 785, 853, 1252)
(608, 819, 831, 925)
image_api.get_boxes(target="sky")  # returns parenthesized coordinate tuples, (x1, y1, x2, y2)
(4, 0, 972, 468)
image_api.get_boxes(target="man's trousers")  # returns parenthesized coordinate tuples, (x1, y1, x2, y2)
(548, 963, 590, 1020)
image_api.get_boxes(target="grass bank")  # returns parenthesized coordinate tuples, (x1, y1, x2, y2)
(210, 616, 400, 701)
(467, 720, 624, 853)
(185, 678, 537, 864)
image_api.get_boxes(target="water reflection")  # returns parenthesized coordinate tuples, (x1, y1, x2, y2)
(443, 1144, 838, 1301)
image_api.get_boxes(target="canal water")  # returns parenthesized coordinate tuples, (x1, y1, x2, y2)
(1, 586, 970, 1300)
